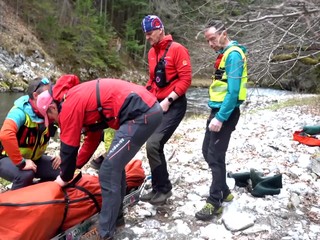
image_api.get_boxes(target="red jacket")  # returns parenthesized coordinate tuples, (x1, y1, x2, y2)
(146, 35, 192, 99)
(56, 78, 157, 180)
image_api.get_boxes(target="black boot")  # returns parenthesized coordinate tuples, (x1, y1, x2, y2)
(90, 155, 105, 170)
(227, 171, 251, 187)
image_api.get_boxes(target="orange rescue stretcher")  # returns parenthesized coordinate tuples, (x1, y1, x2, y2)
(0, 159, 147, 240)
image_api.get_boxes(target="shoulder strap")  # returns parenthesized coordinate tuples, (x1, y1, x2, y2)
(223, 46, 246, 60)
(160, 41, 173, 61)
(96, 79, 108, 121)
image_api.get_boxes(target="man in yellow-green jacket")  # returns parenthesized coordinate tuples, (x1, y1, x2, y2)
(195, 20, 247, 221)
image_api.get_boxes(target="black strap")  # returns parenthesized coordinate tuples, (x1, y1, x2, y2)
(57, 172, 101, 232)
(57, 187, 71, 233)
(62, 172, 83, 188)
(95, 79, 114, 123)
(96, 79, 105, 120)
(158, 41, 173, 63)
(73, 185, 101, 212)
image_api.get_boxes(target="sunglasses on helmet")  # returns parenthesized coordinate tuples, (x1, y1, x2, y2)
(34, 78, 50, 92)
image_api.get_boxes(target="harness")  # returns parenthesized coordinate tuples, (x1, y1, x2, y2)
(154, 41, 178, 88)
(85, 79, 114, 132)
(0, 110, 50, 160)
(209, 45, 247, 102)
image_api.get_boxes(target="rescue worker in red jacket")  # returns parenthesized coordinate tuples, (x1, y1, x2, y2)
(0, 78, 60, 190)
(140, 15, 192, 205)
(36, 77, 162, 240)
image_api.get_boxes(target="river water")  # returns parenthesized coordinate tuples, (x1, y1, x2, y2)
(0, 87, 301, 127)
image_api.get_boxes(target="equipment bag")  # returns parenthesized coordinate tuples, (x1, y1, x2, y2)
(0, 173, 101, 240)
(0, 159, 145, 240)
(293, 130, 320, 146)
(154, 42, 173, 88)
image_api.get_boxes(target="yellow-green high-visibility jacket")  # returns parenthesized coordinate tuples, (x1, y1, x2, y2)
(209, 45, 247, 102)
(0, 112, 50, 161)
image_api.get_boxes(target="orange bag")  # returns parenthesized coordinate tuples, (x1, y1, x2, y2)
(0, 174, 101, 240)
(293, 130, 320, 146)
(0, 159, 145, 240)
(125, 159, 145, 192)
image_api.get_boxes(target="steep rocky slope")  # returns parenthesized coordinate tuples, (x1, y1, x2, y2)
(0, 0, 61, 91)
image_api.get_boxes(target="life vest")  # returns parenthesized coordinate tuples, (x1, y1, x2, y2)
(209, 45, 247, 102)
(1, 112, 51, 160)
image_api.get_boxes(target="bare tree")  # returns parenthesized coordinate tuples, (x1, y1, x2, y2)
(149, 0, 320, 92)
(229, 0, 320, 91)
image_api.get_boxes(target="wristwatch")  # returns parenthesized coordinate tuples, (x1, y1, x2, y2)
(167, 97, 174, 103)
(16, 158, 26, 170)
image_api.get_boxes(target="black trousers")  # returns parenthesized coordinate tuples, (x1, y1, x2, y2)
(146, 95, 187, 193)
(98, 103, 163, 238)
(0, 155, 60, 190)
(202, 107, 240, 206)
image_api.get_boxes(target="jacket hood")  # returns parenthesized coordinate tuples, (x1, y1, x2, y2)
(14, 95, 43, 123)
(52, 74, 80, 102)
(223, 41, 247, 54)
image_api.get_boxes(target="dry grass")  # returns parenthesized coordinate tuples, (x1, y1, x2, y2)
(191, 78, 211, 88)
(267, 96, 320, 115)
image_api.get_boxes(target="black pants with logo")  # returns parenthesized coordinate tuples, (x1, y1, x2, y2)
(146, 95, 187, 194)
(202, 107, 240, 206)
(98, 102, 163, 238)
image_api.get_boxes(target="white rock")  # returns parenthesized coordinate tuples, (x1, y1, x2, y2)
(200, 223, 233, 240)
(222, 210, 255, 231)
(174, 219, 191, 235)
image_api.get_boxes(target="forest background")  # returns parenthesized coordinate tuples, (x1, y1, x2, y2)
(0, 0, 320, 92)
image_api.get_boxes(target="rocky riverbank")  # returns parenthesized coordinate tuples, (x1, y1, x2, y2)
(1, 93, 320, 240)
(109, 93, 320, 240)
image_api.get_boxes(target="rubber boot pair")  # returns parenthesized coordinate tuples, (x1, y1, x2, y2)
(228, 169, 282, 197)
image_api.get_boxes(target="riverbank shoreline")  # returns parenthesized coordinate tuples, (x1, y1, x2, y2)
(1, 91, 320, 240)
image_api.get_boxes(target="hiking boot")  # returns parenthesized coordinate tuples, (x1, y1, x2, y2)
(223, 193, 234, 202)
(90, 156, 104, 170)
(195, 203, 223, 221)
(140, 190, 157, 202)
(116, 213, 125, 227)
(149, 191, 172, 205)
(79, 228, 113, 240)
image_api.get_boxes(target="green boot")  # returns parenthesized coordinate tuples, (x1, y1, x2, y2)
(195, 203, 223, 221)
(303, 125, 320, 135)
(227, 172, 251, 187)
(250, 169, 282, 197)
(249, 169, 266, 188)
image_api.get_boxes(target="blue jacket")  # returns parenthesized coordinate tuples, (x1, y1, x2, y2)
(6, 95, 44, 128)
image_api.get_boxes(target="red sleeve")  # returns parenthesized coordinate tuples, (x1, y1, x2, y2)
(172, 44, 192, 96)
(0, 119, 23, 164)
(59, 102, 84, 147)
(76, 130, 102, 168)
(145, 49, 155, 89)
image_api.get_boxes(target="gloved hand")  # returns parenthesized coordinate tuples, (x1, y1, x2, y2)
(209, 117, 223, 132)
